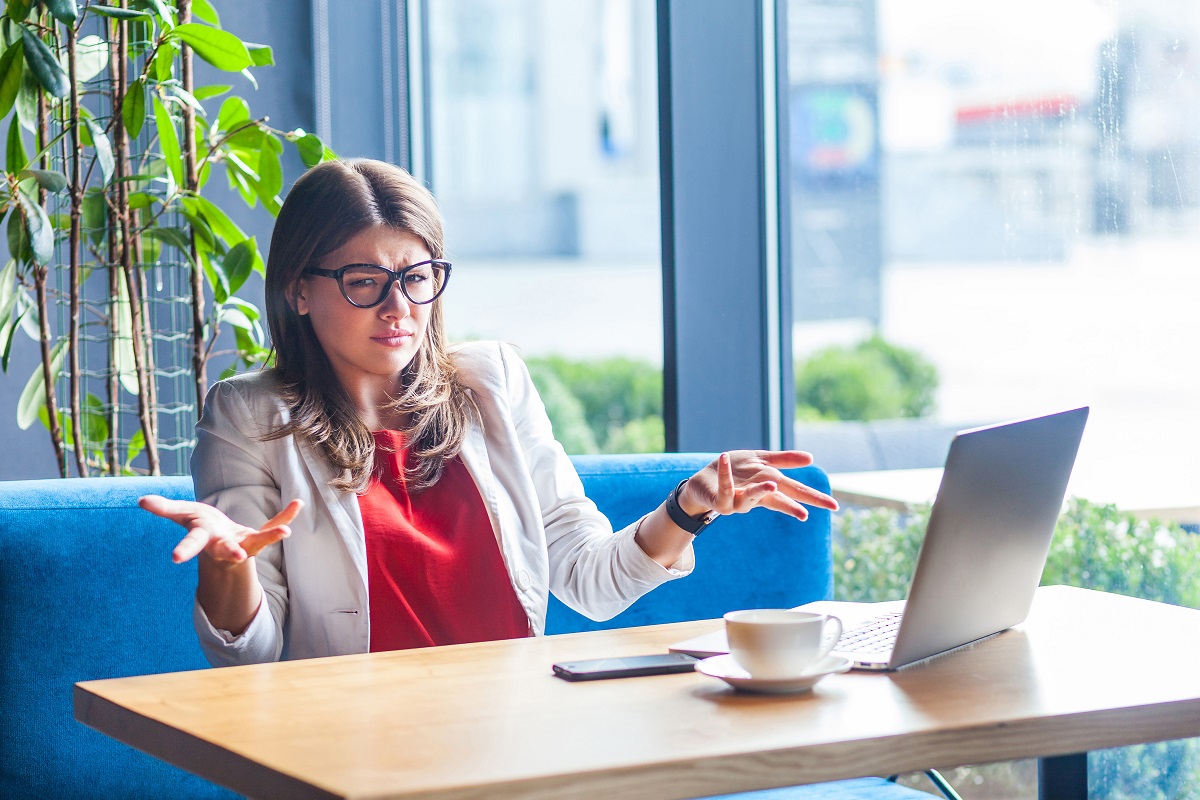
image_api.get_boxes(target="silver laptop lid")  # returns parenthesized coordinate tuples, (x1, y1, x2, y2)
(888, 406, 1089, 669)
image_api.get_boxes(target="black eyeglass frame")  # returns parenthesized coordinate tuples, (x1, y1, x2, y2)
(302, 260, 452, 308)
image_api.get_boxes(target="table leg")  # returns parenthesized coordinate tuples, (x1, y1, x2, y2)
(1039, 752, 1087, 800)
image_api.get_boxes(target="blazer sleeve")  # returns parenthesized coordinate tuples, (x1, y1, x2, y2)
(189, 379, 288, 666)
(498, 343, 694, 620)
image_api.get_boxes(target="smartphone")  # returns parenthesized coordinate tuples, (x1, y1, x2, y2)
(552, 653, 699, 681)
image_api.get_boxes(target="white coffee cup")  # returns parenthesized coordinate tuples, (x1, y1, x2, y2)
(723, 609, 843, 680)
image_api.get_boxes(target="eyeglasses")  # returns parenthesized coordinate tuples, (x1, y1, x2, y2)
(302, 260, 452, 308)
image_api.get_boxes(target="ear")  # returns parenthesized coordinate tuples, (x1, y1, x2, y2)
(290, 279, 310, 316)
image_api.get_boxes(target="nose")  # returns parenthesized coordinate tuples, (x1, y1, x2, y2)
(378, 279, 413, 318)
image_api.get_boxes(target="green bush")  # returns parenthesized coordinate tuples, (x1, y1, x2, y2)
(834, 498, 1200, 799)
(795, 334, 938, 421)
(524, 362, 599, 454)
(526, 356, 663, 454)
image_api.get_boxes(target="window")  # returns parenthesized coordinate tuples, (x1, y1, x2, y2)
(427, 0, 664, 454)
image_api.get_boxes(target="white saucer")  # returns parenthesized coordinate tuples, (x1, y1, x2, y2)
(695, 654, 852, 694)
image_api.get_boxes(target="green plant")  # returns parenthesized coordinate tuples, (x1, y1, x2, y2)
(795, 334, 938, 422)
(0, 0, 334, 476)
(525, 360, 598, 454)
(834, 498, 1200, 798)
(526, 355, 663, 454)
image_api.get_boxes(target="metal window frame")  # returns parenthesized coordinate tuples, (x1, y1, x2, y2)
(658, 0, 792, 452)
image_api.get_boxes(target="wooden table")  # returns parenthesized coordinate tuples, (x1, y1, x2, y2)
(75, 586, 1200, 800)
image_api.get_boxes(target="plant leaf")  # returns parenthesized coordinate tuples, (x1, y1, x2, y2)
(122, 77, 147, 138)
(128, 191, 157, 210)
(6, 117, 26, 173)
(181, 193, 247, 246)
(5, 0, 31, 23)
(82, 117, 114, 186)
(42, 0, 79, 25)
(293, 132, 324, 168)
(13, 62, 36, 131)
(146, 0, 174, 28)
(216, 95, 249, 130)
(74, 34, 109, 84)
(218, 303, 254, 331)
(142, 225, 193, 258)
(223, 236, 254, 295)
(82, 392, 108, 446)
(6, 200, 28, 263)
(16, 337, 67, 430)
(0, 256, 16, 347)
(192, 83, 231, 102)
(257, 139, 281, 202)
(19, 24, 68, 98)
(12, 284, 37, 339)
(152, 95, 183, 188)
(172, 23, 251, 72)
(17, 191, 54, 264)
(82, 187, 106, 246)
(153, 38, 175, 82)
(125, 428, 145, 467)
(199, 244, 228, 303)
(88, 7, 150, 20)
(244, 43, 273, 67)
(180, 208, 214, 250)
(18, 168, 67, 194)
(113, 276, 139, 395)
(0, 39, 24, 121)
(167, 84, 204, 115)
(239, 67, 256, 90)
(190, 0, 220, 26)
(0, 304, 24, 372)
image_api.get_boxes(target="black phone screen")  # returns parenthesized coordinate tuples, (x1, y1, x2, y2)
(552, 653, 699, 681)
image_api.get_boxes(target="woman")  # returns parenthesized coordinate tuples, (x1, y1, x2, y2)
(140, 159, 838, 667)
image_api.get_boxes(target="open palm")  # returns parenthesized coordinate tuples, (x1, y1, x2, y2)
(138, 495, 303, 566)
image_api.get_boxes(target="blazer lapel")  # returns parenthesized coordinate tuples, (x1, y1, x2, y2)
(296, 438, 368, 592)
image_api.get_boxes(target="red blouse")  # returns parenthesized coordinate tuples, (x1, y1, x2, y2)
(358, 430, 530, 652)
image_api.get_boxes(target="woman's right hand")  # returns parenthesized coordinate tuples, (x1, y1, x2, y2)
(138, 495, 303, 566)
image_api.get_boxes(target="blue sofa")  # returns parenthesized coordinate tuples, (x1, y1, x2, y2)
(0, 453, 923, 799)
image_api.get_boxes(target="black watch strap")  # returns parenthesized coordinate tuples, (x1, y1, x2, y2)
(665, 479, 719, 535)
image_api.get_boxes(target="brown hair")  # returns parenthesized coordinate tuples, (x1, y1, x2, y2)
(262, 159, 474, 493)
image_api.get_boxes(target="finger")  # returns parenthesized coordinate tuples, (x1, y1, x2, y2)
(241, 525, 291, 557)
(757, 450, 816, 468)
(140, 494, 203, 525)
(172, 526, 213, 564)
(261, 499, 304, 531)
(757, 491, 810, 522)
(209, 536, 248, 563)
(717, 452, 734, 498)
(735, 479, 778, 510)
(774, 476, 840, 511)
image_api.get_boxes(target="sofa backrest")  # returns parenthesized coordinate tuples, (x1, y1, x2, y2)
(548, 454, 832, 633)
(0, 455, 831, 799)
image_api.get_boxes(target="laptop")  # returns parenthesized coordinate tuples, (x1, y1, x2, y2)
(671, 406, 1089, 671)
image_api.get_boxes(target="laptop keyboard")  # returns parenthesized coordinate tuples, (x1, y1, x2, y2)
(837, 612, 904, 655)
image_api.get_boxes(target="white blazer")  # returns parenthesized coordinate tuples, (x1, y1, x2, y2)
(190, 341, 693, 667)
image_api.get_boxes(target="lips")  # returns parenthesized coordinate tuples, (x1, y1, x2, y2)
(371, 331, 414, 347)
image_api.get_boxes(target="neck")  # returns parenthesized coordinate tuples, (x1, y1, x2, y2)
(332, 367, 407, 431)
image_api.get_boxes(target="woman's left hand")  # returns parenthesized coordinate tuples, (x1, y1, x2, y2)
(678, 450, 838, 522)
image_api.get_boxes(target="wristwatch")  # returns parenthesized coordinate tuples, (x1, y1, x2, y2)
(665, 479, 719, 535)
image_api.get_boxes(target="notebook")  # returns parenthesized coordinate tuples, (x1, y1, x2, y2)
(671, 406, 1089, 671)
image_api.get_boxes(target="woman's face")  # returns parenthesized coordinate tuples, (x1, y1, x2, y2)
(295, 225, 434, 392)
